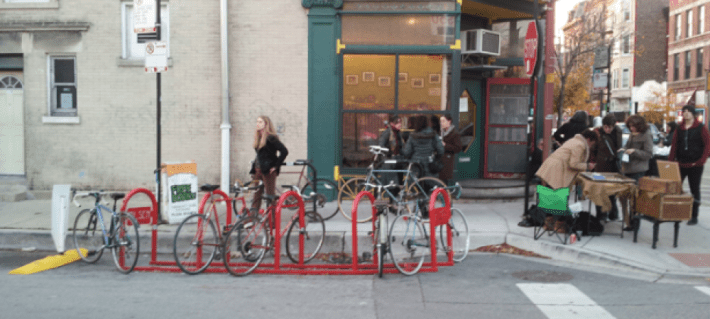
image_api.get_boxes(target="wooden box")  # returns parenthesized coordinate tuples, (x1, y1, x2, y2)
(638, 177, 681, 194)
(635, 190, 693, 221)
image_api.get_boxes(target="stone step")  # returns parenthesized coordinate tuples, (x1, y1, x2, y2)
(458, 179, 536, 200)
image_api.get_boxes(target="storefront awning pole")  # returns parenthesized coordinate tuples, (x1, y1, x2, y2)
(524, 0, 543, 213)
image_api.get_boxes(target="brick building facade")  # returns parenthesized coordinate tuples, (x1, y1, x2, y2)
(668, 0, 710, 108)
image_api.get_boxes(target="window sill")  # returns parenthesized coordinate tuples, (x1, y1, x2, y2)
(42, 116, 80, 124)
(0, 1, 59, 10)
(117, 57, 174, 67)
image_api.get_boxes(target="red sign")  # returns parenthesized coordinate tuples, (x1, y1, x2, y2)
(524, 21, 539, 77)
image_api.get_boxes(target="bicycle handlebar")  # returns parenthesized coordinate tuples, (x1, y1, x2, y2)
(369, 145, 389, 155)
(72, 191, 117, 208)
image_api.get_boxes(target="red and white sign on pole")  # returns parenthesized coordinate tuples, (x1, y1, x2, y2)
(133, 0, 156, 34)
(145, 41, 168, 73)
(524, 21, 539, 77)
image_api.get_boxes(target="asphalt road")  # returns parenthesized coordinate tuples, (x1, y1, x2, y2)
(2, 250, 709, 319)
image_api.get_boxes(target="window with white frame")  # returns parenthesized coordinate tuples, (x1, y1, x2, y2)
(697, 48, 704, 78)
(688, 9, 693, 37)
(121, 2, 169, 60)
(686, 50, 692, 79)
(621, 68, 629, 88)
(676, 14, 682, 40)
(622, 35, 630, 55)
(49, 56, 77, 117)
(674, 53, 680, 81)
(613, 69, 619, 89)
(623, 0, 630, 21)
(700, 6, 706, 35)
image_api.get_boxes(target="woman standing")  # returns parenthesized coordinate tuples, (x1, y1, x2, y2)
(669, 105, 710, 225)
(249, 116, 288, 211)
(553, 111, 589, 149)
(378, 114, 405, 157)
(402, 115, 444, 177)
(439, 114, 462, 185)
(618, 115, 653, 230)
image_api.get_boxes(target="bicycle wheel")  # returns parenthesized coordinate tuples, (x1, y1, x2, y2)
(338, 177, 373, 222)
(376, 212, 388, 278)
(223, 215, 269, 276)
(439, 208, 469, 262)
(111, 212, 140, 274)
(173, 214, 218, 275)
(389, 214, 427, 275)
(302, 178, 339, 220)
(286, 211, 325, 263)
(405, 176, 447, 200)
(72, 208, 105, 263)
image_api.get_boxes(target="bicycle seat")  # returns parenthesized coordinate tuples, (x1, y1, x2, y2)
(200, 184, 220, 192)
(111, 193, 125, 200)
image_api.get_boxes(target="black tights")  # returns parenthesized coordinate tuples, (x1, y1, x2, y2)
(680, 165, 704, 219)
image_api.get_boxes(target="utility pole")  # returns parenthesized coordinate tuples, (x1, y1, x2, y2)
(155, 0, 163, 222)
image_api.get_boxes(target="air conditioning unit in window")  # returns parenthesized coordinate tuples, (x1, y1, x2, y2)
(461, 29, 501, 56)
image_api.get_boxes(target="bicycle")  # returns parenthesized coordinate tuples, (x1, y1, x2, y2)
(172, 181, 259, 275)
(222, 185, 326, 276)
(72, 191, 140, 274)
(338, 145, 447, 222)
(359, 183, 398, 278)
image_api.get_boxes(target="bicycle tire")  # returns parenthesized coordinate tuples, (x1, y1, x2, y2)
(302, 178, 339, 220)
(223, 215, 269, 276)
(439, 208, 469, 262)
(111, 212, 140, 274)
(389, 214, 426, 276)
(377, 243, 384, 278)
(285, 211, 325, 264)
(173, 214, 218, 275)
(72, 208, 105, 263)
(405, 176, 447, 200)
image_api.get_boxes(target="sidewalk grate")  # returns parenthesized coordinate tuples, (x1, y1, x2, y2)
(668, 253, 710, 268)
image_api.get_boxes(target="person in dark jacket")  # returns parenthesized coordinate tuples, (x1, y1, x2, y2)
(553, 111, 589, 149)
(593, 114, 623, 221)
(669, 105, 710, 225)
(378, 114, 405, 157)
(439, 114, 462, 185)
(402, 115, 444, 178)
(249, 116, 288, 211)
(663, 121, 678, 146)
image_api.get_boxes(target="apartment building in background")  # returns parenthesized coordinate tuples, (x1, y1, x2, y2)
(669, 0, 710, 117)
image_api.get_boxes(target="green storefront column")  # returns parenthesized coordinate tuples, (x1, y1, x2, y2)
(303, 1, 342, 179)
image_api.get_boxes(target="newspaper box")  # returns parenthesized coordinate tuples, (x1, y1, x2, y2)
(160, 162, 198, 224)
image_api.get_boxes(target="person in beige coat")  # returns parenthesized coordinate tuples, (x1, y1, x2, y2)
(535, 130, 598, 189)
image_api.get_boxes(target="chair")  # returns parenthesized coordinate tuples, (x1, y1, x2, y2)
(533, 185, 578, 244)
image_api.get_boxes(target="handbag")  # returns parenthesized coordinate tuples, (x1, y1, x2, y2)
(428, 157, 444, 174)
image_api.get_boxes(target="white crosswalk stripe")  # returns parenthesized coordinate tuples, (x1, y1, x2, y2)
(696, 286, 710, 297)
(517, 283, 616, 319)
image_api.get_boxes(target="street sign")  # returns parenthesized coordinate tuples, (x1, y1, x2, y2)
(594, 46, 609, 69)
(145, 41, 168, 73)
(133, 0, 156, 34)
(593, 72, 608, 91)
(524, 21, 539, 77)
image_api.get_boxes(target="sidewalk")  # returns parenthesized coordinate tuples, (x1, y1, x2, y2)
(1, 196, 709, 282)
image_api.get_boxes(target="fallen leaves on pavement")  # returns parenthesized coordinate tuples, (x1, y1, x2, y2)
(474, 243, 550, 259)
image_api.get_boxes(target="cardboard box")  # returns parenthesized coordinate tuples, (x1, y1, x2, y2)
(636, 190, 693, 221)
(638, 177, 681, 194)
(636, 160, 692, 221)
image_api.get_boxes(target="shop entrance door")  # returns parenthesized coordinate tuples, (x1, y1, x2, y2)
(0, 75, 25, 175)
(455, 79, 483, 179)
(484, 78, 533, 179)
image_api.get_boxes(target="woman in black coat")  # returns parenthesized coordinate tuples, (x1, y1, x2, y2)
(553, 111, 589, 149)
(249, 116, 288, 211)
(438, 114, 462, 185)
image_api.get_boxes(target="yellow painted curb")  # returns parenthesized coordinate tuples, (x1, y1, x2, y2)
(9, 249, 87, 275)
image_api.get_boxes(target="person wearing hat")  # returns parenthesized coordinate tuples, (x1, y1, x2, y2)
(669, 105, 710, 225)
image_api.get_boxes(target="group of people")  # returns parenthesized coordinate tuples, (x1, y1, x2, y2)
(246, 113, 464, 213)
(378, 114, 463, 185)
(521, 106, 710, 228)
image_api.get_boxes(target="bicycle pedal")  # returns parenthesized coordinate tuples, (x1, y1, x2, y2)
(230, 251, 242, 259)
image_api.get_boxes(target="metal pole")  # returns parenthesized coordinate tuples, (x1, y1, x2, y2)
(524, 0, 542, 216)
(156, 0, 162, 222)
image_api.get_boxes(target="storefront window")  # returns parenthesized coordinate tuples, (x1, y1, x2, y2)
(343, 55, 396, 110)
(398, 55, 449, 111)
(342, 1, 456, 12)
(458, 90, 476, 152)
(342, 53, 451, 168)
(342, 15, 455, 45)
(491, 19, 534, 59)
